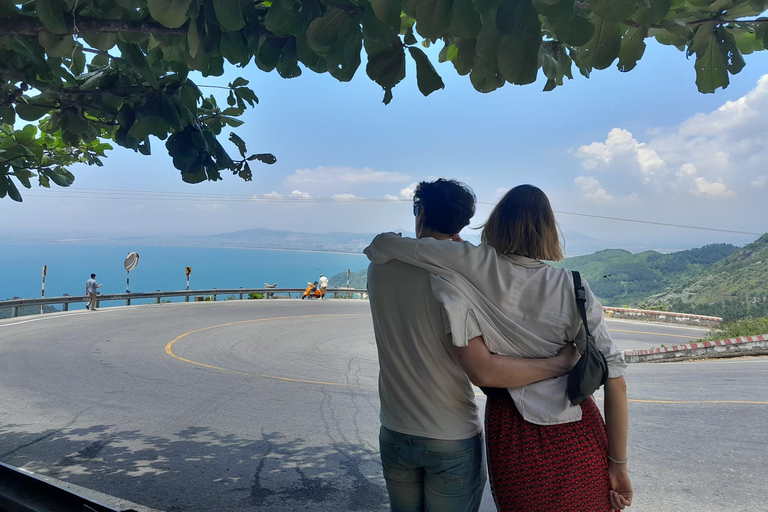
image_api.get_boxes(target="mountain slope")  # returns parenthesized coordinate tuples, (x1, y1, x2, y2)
(550, 243, 738, 306)
(643, 234, 768, 321)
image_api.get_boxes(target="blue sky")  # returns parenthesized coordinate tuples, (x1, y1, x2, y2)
(2, 40, 767, 254)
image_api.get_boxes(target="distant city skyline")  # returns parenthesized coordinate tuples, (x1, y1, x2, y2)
(2, 41, 766, 252)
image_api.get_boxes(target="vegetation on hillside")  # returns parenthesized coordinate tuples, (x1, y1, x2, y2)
(705, 316, 768, 341)
(550, 243, 738, 306)
(645, 233, 768, 322)
(328, 268, 367, 289)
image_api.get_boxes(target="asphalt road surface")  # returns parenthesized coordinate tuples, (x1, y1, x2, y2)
(0, 300, 766, 512)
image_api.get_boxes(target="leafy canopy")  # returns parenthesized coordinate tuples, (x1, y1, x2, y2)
(1, 0, 767, 201)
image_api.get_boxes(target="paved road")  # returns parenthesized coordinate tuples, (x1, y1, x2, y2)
(0, 301, 765, 512)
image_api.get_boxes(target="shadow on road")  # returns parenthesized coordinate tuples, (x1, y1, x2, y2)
(0, 423, 389, 511)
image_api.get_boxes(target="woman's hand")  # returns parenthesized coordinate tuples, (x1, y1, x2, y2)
(608, 461, 633, 510)
(553, 341, 580, 375)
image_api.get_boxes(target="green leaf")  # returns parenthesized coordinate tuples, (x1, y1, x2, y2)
(618, 26, 647, 72)
(116, 41, 160, 89)
(306, 8, 353, 55)
(38, 31, 76, 57)
(253, 153, 277, 164)
(16, 102, 51, 122)
(547, 12, 594, 46)
(366, 44, 406, 102)
(589, 0, 649, 22)
(277, 39, 302, 78)
(148, 0, 193, 29)
(82, 33, 118, 51)
(692, 26, 728, 93)
(496, 0, 541, 85)
(448, 0, 482, 39)
(229, 132, 247, 157)
(372, 0, 403, 30)
(214, 0, 246, 31)
(632, 0, 671, 25)
(579, 16, 621, 71)
(532, 0, 575, 19)
(36, 0, 69, 35)
(408, 46, 445, 96)
(718, 28, 745, 75)
(6, 177, 22, 202)
(413, 0, 453, 40)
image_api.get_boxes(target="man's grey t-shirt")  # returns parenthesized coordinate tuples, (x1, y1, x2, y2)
(86, 278, 98, 294)
(368, 260, 481, 440)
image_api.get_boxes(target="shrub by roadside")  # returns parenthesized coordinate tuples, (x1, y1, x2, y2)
(706, 316, 768, 341)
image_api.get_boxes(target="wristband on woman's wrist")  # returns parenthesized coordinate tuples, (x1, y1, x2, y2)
(607, 455, 628, 464)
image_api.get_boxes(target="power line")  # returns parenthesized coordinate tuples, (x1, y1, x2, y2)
(21, 188, 764, 236)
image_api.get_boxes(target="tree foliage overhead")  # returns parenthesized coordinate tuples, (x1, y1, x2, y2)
(1, 0, 767, 201)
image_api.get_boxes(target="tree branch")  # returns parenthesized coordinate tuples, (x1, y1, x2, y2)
(0, 16, 187, 36)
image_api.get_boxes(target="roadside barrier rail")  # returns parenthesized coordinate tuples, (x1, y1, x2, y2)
(0, 287, 368, 317)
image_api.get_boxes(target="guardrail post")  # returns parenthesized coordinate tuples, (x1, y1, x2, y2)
(239, 287, 243, 300)
(185, 295, 189, 302)
(62, 294, 69, 312)
(12, 306, 18, 317)
(156, 291, 161, 304)
(213, 289, 217, 301)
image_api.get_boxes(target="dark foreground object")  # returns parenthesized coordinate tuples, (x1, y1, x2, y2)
(0, 462, 138, 512)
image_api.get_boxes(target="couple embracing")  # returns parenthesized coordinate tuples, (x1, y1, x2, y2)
(364, 179, 633, 512)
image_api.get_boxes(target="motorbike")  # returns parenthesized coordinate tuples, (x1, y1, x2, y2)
(302, 281, 324, 299)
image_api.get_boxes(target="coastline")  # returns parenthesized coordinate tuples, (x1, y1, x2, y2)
(1, 239, 369, 257)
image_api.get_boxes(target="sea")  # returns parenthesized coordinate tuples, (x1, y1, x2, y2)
(0, 243, 369, 309)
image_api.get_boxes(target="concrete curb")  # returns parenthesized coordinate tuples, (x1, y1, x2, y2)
(603, 307, 722, 328)
(624, 334, 768, 363)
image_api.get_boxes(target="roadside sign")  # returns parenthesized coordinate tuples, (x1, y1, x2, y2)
(186, 267, 192, 276)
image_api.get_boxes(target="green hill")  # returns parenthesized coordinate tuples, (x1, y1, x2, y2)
(550, 244, 738, 306)
(642, 234, 768, 321)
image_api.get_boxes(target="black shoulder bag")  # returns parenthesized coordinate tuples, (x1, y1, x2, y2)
(567, 271, 610, 405)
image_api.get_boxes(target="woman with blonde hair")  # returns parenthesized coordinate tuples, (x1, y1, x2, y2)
(365, 184, 633, 511)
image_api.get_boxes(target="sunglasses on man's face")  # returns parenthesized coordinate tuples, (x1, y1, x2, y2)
(413, 203, 421, 217)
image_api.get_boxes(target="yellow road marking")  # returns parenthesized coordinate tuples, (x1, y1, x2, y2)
(610, 328, 700, 339)
(167, 314, 766, 405)
(627, 399, 768, 405)
(165, 313, 376, 389)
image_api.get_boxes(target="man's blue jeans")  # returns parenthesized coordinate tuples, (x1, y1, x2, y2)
(379, 426, 486, 512)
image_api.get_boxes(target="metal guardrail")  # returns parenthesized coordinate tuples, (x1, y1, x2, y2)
(0, 461, 140, 512)
(0, 287, 368, 317)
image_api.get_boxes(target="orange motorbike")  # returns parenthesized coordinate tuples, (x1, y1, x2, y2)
(302, 281, 323, 299)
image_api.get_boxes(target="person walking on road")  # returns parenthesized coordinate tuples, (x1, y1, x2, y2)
(365, 179, 578, 512)
(85, 273, 102, 310)
(365, 184, 633, 512)
(318, 274, 328, 299)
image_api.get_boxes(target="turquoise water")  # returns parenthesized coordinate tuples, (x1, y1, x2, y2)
(0, 243, 369, 308)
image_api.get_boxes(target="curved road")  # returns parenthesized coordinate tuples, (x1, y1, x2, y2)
(0, 300, 766, 511)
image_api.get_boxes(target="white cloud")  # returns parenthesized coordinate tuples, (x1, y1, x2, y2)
(384, 194, 401, 201)
(332, 193, 359, 200)
(286, 166, 409, 186)
(572, 75, 768, 201)
(263, 191, 282, 198)
(399, 182, 418, 199)
(575, 128, 665, 179)
(574, 176, 614, 203)
(291, 190, 310, 198)
(692, 177, 737, 198)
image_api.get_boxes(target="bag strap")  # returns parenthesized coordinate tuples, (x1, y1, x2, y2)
(572, 271, 592, 338)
